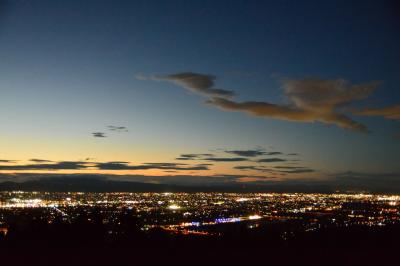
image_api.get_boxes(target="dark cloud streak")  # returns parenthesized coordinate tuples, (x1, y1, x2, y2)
(30, 159, 54, 163)
(0, 159, 17, 163)
(257, 158, 286, 163)
(107, 126, 128, 132)
(141, 72, 235, 98)
(225, 149, 266, 157)
(92, 132, 106, 138)
(0, 161, 90, 170)
(203, 157, 249, 162)
(95, 162, 209, 171)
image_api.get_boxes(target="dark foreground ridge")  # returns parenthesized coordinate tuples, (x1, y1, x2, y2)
(0, 212, 399, 266)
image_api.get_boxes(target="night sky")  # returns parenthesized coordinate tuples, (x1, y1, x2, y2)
(1, 0, 399, 191)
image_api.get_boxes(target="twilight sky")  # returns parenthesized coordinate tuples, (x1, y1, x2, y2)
(1, 0, 399, 190)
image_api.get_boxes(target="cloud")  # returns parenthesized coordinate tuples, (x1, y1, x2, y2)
(0, 159, 17, 163)
(287, 153, 299, 156)
(179, 154, 199, 158)
(176, 150, 296, 164)
(0, 161, 90, 170)
(107, 125, 129, 132)
(355, 104, 400, 120)
(30, 159, 54, 163)
(211, 174, 277, 181)
(257, 158, 286, 163)
(175, 153, 214, 160)
(273, 166, 314, 174)
(0, 160, 211, 172)
(207, 78, 379, 133)
(203, 157, 249, 162)
(0, 160, 206, 172)
(233, 165, 301, 175)
(92, 132, 106, 138)
(278, 168, 314, 174)
(175, 157, 193, 160)
(233, 165, 314, 174)
(143, 72, 235, 98)
(225, 149, 266, 157)
(92, 126, 128, 139)
(145, 71, 400, 133)
(234, 176, 277, 183)
(234, 165, 265, 171)
(274, 166, 309, 169)
(1, 148, 310, 178)
(95, 162, 209, 171)
(266, 152, 283, 155)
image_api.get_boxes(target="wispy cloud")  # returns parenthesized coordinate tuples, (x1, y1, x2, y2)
(273, 166, 314, 173)
(175, 153, 214, 160)
(92, 132, 106, 138)
(95, 162, 209, 171)
(0, 159, 17, 163)
(0, 161, 90, 170)
(257, 158, 286, 163)
(138, 72, 235, 98)
(107, 125, 129, 132)
(234, 165, 265, 171)
(0, 160, 209, 171)
(0, 147, 311, 177)
(207, 78, 379, 133)
(225, 149, 266, 157)
(355, 105, 400, 120)
(274, 166, 309, 169)
(277, 168, 314, 174)
(266, 152, 283, 155)
(92, 126, 128, 139)
(233, 165, 314, 174)
(30, 159, 54, 163)
(145, 72, 389, 133)
(203, 157, 249, 162)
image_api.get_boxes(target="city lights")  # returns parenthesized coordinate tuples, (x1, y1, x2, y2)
(0, 191, 399, 237)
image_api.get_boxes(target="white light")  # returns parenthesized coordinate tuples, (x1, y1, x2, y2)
(248, 215, 261, 220)
(168, 204, 181, 210)
(236, 198, 249, 202)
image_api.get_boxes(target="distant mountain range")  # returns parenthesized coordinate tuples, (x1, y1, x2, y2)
(0, 176, 340, 193)
(1, 174, 398, 193)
